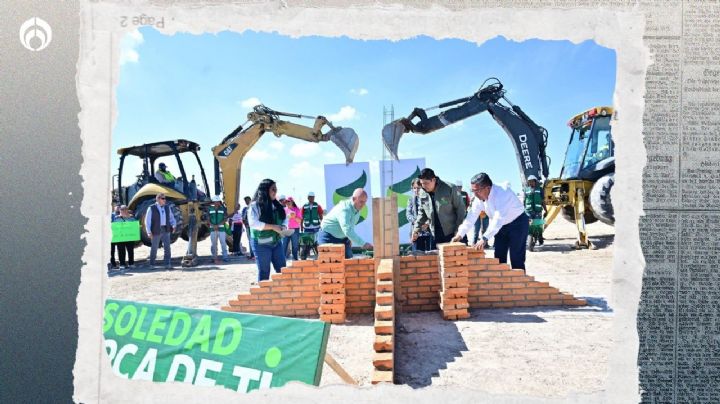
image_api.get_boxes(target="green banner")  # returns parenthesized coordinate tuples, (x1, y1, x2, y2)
(103, 299, 330, 393)
(111, 221, 141, 243)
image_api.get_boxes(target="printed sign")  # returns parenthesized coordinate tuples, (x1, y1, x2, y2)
(103, 299, 330, 393)
(111, 221, 141, 243)
(323, 162, 373, 245)
(378, 158, 426, 244)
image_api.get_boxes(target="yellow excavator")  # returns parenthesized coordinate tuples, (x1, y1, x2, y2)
(114, 104, 359, 267)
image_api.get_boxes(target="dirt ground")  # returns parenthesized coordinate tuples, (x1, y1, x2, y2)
(107, 218, 614, 397)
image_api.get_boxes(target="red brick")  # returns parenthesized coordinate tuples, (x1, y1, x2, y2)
(375, 320, 394, 334)
(373, 352, 394, 370)
(526, 294, 550, 300)
(374, 335, 394, 352)
(563, 298, 587, 306)
(487, 264, 509, 271)
(491, 302, 515, 308)
(512, 288, 537, 295)
(375, 305, 394, 320)
(477, 296, 502, 302)
(501, 282, 526, 289)
(501, 295, 525, 302)
(282, 267, 302, 274)
(376, 280, 393, 293)
(320, 313, 345, 324)
(488, 289, 511, 296)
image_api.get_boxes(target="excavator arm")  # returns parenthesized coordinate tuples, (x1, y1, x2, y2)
(382, 78, 550, 184)
(211, 104, 360, 212)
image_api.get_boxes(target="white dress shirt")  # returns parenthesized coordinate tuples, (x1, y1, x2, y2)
(456, 183, 526, 240)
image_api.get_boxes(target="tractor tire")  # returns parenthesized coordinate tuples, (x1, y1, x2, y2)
(590, 173, 615, 225)
(561, 205, 598, 225)
(134, 199, 184, 247)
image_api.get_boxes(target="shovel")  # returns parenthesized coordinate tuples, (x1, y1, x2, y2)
(327, 127, 360, 164)
(382, 120, 409, 160)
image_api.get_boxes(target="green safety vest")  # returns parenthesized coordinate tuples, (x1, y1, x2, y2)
(302, 203, 321, 228)
(524, 187, 543, 213)
(159, 170, 175, 182)
(208, 205, 227, 226)
(251, 207, 283, 245)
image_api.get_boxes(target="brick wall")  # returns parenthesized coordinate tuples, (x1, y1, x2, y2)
(223, 244, 585, 318)
(222, 259, 320, 316)
(398, 255, 441, 312)
(344, 258, 376, 314)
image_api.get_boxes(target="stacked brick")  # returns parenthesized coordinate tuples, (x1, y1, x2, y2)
(222, 259, 320, 316)
(398, 255, 441, 312)
(344, 258, 376, 314)
(317, 244, 347, 324)
(372, 259, 395, 384)
(437, 243, 471, 320)
(466, 254, 587, 309)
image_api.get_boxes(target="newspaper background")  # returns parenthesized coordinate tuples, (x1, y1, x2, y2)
(72, 1, 718, 403)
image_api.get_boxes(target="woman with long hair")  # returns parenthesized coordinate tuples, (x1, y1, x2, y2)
(282, 197, 302, 260)
(247, 179, 288, 281)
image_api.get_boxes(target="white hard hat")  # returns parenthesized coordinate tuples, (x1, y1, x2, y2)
(211, 195, 222, 202)
(279, 194, 286, 200)
(527, 175, 538, 181)
(455, 180, 463, 187)
(308, 192, 315, 197)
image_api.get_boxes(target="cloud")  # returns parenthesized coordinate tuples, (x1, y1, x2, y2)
(327, 106, 358, 122)
(350, 88, 369, 96)
(239, 97, 261, 109)
(290, 143, 321, 157)
(289, 161, 322, 179)
(245, 148, 274, 161)
(119, 29, 144, 65)
(323, 151, 339, 160)
(269, 141, 285, 151)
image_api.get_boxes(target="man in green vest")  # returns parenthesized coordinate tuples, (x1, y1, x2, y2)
(154, 162, 176, 185)
(524, 175, 546, 246)
(209, 195, 229, 264)
(301, 191, 324, 234)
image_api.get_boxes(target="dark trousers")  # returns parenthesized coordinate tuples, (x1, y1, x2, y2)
(116, 242, 134, 266)
(251, 239, 286, 282)
(232, 225, 243, 254)
(110, 243, 118, 267)
(493, 213, 530, 270)
(413, 235, 432, 251)
(317, 230, 353, 259)
(243, 224, 254, 257)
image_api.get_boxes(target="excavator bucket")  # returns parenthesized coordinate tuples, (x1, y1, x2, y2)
(382, 120, 407, 160)
(328, 127, 360, 164)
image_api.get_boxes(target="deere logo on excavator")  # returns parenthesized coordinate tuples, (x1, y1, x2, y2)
(519, 134, 533, 169)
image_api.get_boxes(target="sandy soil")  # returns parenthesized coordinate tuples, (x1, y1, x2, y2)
(107, 218, 614, 396)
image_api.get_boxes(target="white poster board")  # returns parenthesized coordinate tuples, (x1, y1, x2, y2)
(378, 158, 426, 244)
(323, 162, 373, 245)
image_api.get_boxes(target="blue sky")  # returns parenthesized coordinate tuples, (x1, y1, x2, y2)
(113, 28, 615, 204)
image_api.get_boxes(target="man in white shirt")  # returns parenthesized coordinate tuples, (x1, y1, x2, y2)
(452, 173, 530, 270)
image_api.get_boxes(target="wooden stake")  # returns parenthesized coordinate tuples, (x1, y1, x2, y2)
(324, 353, 358, 385)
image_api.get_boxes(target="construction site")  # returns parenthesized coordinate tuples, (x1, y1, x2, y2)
(106, 66, 618, 396)
(107, 210, 614, 396)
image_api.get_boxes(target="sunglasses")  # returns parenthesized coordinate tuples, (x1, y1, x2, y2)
(158, 196, 166, 200)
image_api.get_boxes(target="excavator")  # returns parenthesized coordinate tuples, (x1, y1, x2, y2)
(382, 78, 613, 249)
(114, 105, 359, 267)
(383, 77, 550, 192)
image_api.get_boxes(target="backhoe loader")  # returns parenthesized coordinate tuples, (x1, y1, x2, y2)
(382, 78, 614, 249)
(114, 105, 359, 267)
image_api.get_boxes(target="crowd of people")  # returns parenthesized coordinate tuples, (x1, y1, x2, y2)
(406, 168, 546, 271)
(109, 164, 545, 279)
